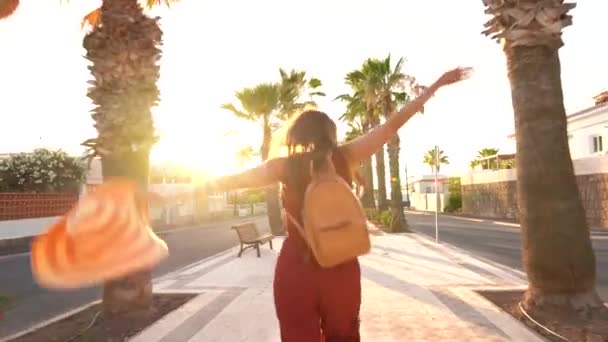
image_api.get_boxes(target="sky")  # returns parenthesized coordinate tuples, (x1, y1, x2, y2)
(0, 0, 606, 179)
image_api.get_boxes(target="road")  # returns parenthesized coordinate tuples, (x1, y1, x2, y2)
(0, 216, 266, 339)
(2, 212, 607, 338)
(407, 211, 608, 302)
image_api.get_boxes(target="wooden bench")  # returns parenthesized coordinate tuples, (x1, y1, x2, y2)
(231, 222, 274, 257)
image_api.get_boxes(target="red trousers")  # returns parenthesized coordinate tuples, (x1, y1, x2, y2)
(273, 238, 361, 342)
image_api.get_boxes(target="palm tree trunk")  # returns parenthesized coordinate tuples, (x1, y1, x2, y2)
(375, 149, 388, 211)
(369, 115, 388, 211)
(359, 122, 376, 209)
(101, 150, 153, 315)
(83, 0, 162, 315)
(361, 158, 376, 209)
(387, 135, 409, 233)
(260, 124, 284, 236)
(507, 44, 603, 312)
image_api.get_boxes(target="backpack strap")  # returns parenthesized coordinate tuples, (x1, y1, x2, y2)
(309, 152, 336, 180)
(284, 210, 313, 263)
(284, 211, 306, 238)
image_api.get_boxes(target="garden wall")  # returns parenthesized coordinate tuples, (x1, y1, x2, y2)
(0, 193, 78, 221)
(461, 156, 608, 230)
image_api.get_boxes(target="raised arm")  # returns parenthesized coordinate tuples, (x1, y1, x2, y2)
(206, 157, 286, 192)
(340, 67, 471, 165)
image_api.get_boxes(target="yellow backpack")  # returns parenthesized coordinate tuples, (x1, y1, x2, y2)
(285, 153, 371, 268)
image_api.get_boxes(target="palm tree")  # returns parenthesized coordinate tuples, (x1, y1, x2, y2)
(363, 55, 417, 232)
(222, 70, 323, 236)
(481, 0, 605, 314)
(341, 66, 391, 211)
(221, 83, 284, 235)
(71, 0, 176, 316)
(235, 145, 257, 169)
(474, 147, 499, 170)
(230, 145, 257, 216)
(335, 92, 377, 209)
(2, 0, 179, 315)
(423, 148, 449, 173)
(337, 98, 370, 202)
(277, 69, 325, 118)
(346, 66, 388, 211)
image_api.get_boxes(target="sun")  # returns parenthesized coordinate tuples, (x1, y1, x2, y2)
(150, 127, 262, 181)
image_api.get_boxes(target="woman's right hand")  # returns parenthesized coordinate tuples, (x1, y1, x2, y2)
(435, 67, 473, 88)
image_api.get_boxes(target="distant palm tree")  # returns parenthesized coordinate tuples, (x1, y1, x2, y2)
(277, 68, 325, 119)
(235, 145, 257, 169)
(343, 65, 388, 212)
(222, 83, 284, 234)
(335, 91, 376, 209)
(423, 149, 449, 173)
(229, 145, 258, 216)
(364, 55, 416, 232)
(223, 70, 323, 235)
(474, 148, 499, 170)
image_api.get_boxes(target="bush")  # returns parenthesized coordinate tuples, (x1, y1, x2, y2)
(445, 193, 462, 213)
(365, 208, 380, 222)
(0, 149, 86, 193)
(379, 210, 392, 227)
(444, 177, 462, 212)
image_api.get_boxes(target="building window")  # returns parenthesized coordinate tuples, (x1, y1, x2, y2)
(591, 135, 603, 153)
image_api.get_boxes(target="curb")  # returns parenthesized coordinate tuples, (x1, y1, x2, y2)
(0, 236, 34, 257)
(2, 300, 101, 341)
(407, 210, 608, 233)
(410, 232, 528, 282)
(1, 243, 243, 341)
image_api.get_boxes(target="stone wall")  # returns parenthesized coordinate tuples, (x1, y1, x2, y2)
(460, 157, 608, 230)
(461, 180, 519, 220)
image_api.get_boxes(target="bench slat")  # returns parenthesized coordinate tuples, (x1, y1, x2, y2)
(233, 223, 268, 243)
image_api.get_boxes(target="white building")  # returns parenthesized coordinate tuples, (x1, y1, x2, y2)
(403, 174, 449, 212)
(505, 92, 608, 161)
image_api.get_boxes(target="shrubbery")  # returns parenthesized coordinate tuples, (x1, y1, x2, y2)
(444, 177, 462, 213)
(0, 149, 86, 193)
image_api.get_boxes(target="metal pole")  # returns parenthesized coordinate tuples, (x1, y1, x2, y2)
(405, 165, 410, 208)
(434, 145, 439, 243)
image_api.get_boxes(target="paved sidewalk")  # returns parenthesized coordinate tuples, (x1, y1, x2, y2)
(131, 232, 542, 342)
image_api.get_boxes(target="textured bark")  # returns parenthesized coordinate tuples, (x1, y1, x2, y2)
(370, 115, 388, 211)
(261, 124, 284, 236)
(100, 150, 153, 315)
(374, 146, 388, 211)
(359, 122, 376, 209)
(387, 135, 409, 233)
(83, 0, 162, 315)
(361, 158, 376, 209)
(506, 44, 602, 311)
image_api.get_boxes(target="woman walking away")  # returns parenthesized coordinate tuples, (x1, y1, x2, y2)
(205, 67, 470, 341)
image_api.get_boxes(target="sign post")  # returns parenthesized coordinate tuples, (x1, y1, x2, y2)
(434, 145, 439, 243)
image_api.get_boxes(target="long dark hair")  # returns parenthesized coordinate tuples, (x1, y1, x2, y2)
(284, 110, 338, 199)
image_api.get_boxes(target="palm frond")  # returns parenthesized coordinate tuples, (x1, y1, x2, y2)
(81, 7, 101, 29)
(145, 0, 179, 9)
(308, 78, 322, 89)
(220, 103, 256, 121)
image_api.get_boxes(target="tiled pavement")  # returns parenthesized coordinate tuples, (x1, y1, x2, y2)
(131, 232, 544, 342)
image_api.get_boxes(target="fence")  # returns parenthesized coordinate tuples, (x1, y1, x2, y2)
(0, 193, 78, 221)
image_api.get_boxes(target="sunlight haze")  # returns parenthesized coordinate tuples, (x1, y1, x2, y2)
(0, 0, 606, 178)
